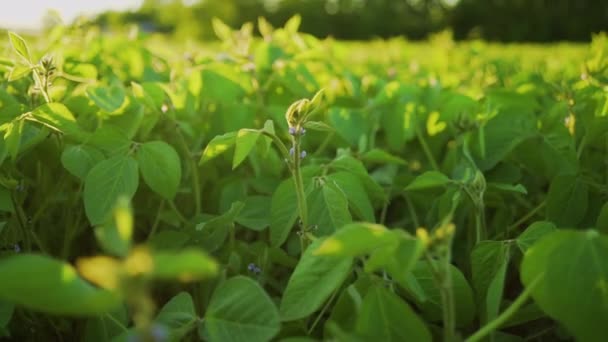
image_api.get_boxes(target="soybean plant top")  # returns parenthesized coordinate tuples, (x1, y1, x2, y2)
(0, 16, 607, 342)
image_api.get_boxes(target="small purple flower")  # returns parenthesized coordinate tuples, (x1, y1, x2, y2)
(248, 263, 262, 275)
(289, 127, 297, 135)
(14, 244, 20, 253)
(150, 324, 169, 342)
(289, 147, 295, 156)
(300, 150, 307, 159)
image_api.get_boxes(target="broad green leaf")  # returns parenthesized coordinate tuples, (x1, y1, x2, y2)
(270, 179, 299, 247)
(280, 239, 352, 321)
(205, 276, 280, 342)
(31, 103, 86, 138)
(0, 254, 120, 315)
(61, 145, 105, 180)
(472, 110, 537, 170)
(156, 292, 197, 340)
(330, 155, 386, 205)
(8, 32, 31, 63)
(521, 230, 608, 342)
(405, 171, 452, 191)
(4, 119, 23, 160)
(83, 306, 128, 342)
(94, 196, 133, 257)
(233, 129, 261, 169)
(84, 156, 139, 225)
(516, 221, 557, 253)
(360, 149, 407, 165)
(487, 182, 527, 194)
(151, 248, 218, 281)
(406, 261, 476, 326)
(200, 132, 237, 165)
(211, 18, 233, 41)
(356, 285, 431, 342)
(235, 195, 271, 231)
(136, 141, 181, 200)
(314, 223, 398, 257)
(546, 173, 588, 227)
(364, 235, 425, 285)
(327, 172, 375, 222)
(86, 85, 126, 113)
(303, 120, 334, 132)
(307, 180, 352, 236)
(8, 65, 31, 81)
(471, 241, 511, 324)
(193, 201, 245, 252)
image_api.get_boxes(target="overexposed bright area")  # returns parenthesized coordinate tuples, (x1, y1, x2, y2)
(0, 0, 143, 30)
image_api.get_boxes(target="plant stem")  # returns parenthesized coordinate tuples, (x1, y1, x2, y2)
(498, 201, 546, 239)
(424, 251, 456, 342)
(416, 126, 440, 171)
(173, 125, 201, 217)
(168, 200, 190, 225)
(466, 274, 542, 342)
(307, 288, 338, 335)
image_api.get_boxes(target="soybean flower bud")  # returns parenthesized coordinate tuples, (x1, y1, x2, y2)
(300, 150, 307, 159)
(289, 147, 295, 156)
(248, 263, 262, 275)
(289, 127, 297, 135)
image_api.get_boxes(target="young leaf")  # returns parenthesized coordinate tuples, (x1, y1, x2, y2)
(205, 276, 280, 342)
(31, 103, 87, 139)
(200, 132, 237, 165)
(233, 129, 261, 169)
(0, 254, 120, 315)
(270, 179, 300, 247)
(156, 292, 197, 340)
(405, 171, 452, 191)
(8, 32, 31, 64)
(84, 156, 139, 225)
(235, 195, 271, 231)
(136, 141, 182, 200)
(314, 223, 398, 257)
(327, 172, 375, 222)
(280, 239, 352, 321)
(86, 85, 126, 113)
(307, 180, 352, 236)
(356, 285, 431, 342)
(471, 241, 511, 324)
(61, 145, 105, 180)
(546, 173, 588, 227)
(521, 230, 608, 342)
(516, 221, 557, 253)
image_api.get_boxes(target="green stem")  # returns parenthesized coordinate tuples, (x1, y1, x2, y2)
(168, 200, 190, 226)
(498, 201, 546, 239)
(147, 200, 165, 240)
(173, 120, 201, 217)
(466, 274, 543, 342)
(307, 288, 338, 335)
(416, 126, 440, 171)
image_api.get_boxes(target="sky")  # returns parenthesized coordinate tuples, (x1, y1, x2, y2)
(0, 0, 143, 30)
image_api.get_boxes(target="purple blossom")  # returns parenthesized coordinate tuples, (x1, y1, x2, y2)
(289, 147, 295, 156)
(248, 263, 262, 275)
(300, 150, 307, 159)
(289, 127, 297, 135)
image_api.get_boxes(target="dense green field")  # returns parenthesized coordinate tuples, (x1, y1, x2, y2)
(0, 18, 607, 341)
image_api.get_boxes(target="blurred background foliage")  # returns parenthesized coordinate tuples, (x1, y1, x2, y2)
(92, 0, 607, 42)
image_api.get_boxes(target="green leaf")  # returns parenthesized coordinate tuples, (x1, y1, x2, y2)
(84, 156, 139, 225)
(405, 171, 452, 191)
(193, 202, 245, 252)
(84, 307, 128, 342)
(521, 230, 608, 342)
(152, 248, 218, 281)
(356, 285, 431, 342)
(0, 254, 120, 315)
(200, 132, 237, 165)
(327, 172, 375, 222)
(8, 32, 31, 64)
(546, 173, 588, 227)
(280, 239, 352, 321)
(31, 103, 86, 138)
(136, 141, 181, 200)
(307, 180, 352, 236)
(86, 85, 126, 113)
(471, 241, 511, 324)
(364, 235, 425, 285)
(235, 195, 271, 231)
(360, 149, 407, 165)
(487, 182, 527, 194)
(211, 18, 233, 41)
(330, 155, 386, 205)
(270, 179, 300, 247)
(0, 301, 14, 332)
(314, 223, 398, 257)
(516, 221, 557, 253)
(205, 276, 280, 342)
(303, 120, 334, 132)
(156, 292, 197, 340)
(8, 65, 31, 81)
(233, 129, 261, 169)
(4, 119, 24, 160)
(94, 197, 133, 257)
(61, 145, 105, 180)
(406, 261, 476, 326)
